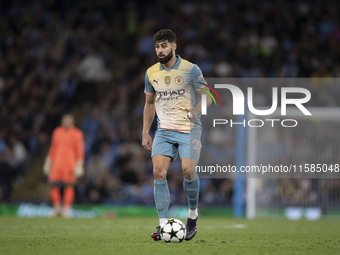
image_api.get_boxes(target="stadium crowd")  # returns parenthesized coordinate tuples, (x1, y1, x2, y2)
(0, 0, 340, 208)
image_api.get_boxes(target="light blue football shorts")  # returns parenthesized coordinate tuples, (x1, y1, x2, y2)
(151, 128, 202, 161)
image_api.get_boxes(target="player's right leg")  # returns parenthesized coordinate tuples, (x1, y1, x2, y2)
(48, 168, 62, 217)
(151, 154, 172, 241)
(49, 182, 61, 217)
(150, 129, 177, 241)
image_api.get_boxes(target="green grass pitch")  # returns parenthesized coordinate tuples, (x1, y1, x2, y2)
(0, 217, 339, 255)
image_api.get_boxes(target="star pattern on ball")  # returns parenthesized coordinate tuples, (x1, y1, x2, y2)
(169, 228, 179, 239)
(160, 219, 186, 242)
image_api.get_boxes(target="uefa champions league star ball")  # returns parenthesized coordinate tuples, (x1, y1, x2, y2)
(160, 218, 186, 243)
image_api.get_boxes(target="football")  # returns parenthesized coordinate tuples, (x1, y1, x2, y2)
(160, 218, 186, 243)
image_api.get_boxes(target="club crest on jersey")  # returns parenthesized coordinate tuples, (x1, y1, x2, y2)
(164, 76, 171, 85)
(175, 76, 183, 85)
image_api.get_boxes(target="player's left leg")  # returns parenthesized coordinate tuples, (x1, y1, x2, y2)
(61, 166, 77, 217)
(182, 158, 199, 241)
(49, 168, 62, 217)
(178, 129, 201, 241)
(62, 182, 75, 218)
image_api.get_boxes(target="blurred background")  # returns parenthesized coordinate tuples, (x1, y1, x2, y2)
(0, 0, 339, 218)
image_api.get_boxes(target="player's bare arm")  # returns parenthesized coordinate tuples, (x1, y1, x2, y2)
(142, 93, 156, 151)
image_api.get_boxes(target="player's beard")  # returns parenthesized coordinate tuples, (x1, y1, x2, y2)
(158, 50, 173, 64)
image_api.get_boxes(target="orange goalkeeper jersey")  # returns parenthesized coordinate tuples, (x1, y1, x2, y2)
(48, 126, 84, 174)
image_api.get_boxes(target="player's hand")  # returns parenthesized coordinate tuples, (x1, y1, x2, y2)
(75, 160, 84, 178)
(43, 158, 51, 176)
(142, 133, 153, 151)
(184, 108, 197, 122)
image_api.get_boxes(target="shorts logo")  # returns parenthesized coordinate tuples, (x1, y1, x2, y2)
(192, 139, 202, 154)
(175, 76, 183, 85)
(164, 76, 171, 85)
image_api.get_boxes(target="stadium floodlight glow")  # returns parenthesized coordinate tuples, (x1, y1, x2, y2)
(201, 84, 312, 116)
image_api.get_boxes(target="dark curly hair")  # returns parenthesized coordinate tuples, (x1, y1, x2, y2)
(153, 29, 177, 43)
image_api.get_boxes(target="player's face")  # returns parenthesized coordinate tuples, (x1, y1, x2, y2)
(62, 115, 74, 129)
(155, 40, 175, 64)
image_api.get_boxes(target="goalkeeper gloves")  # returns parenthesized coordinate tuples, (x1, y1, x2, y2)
(43, 158, 51, 175)
(75, 160, 84, 178)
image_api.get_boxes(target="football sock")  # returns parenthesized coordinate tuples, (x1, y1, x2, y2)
(159, 218, 167, 226)
(63, 186, 75, 209)
(183, 175, 199, 218)
(50, 187, 61, 208)
(188, 208, 198, 219)
(154, 179, 170, 223)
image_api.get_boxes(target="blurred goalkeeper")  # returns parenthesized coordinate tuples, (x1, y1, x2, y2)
(43, 114, 84, 217)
